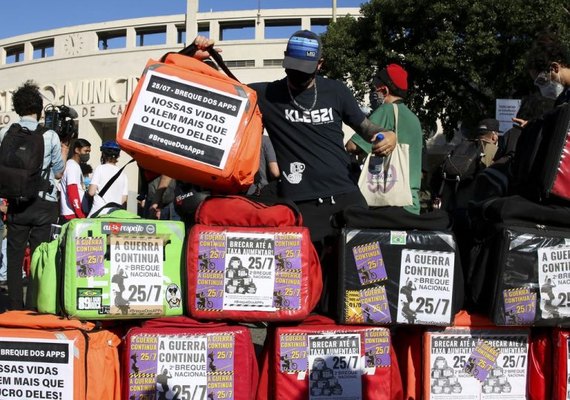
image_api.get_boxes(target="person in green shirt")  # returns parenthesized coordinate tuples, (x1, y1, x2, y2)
(348, 63, 423, 214)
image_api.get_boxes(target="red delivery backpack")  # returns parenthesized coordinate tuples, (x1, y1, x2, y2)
(186, 195, 322, 322)
(256, 314, 403, 400)
(0, 311, 121, 400)
(553, 329, 570, 400)
(122, 316, 258, 400)
(422, 310, 550, 400)
(117, 45, 263, 193)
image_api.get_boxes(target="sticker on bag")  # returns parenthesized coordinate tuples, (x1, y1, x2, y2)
(128, 333, 235, 400)
(196, 231, 303, 312)
(308, 334, 362, 398)
(538, 245, 570, 319)
(397, 249, 454, 325)
(0, 337, 74, 400)
(428, 333, 528, 398)
(123, 70, 248, 170)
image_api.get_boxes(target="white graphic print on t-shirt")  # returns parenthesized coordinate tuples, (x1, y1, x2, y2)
(284, 108, 333, 124)
(282, 162, 306, 184)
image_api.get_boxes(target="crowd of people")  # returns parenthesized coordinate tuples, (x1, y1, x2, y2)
(0, 28, 569, 314)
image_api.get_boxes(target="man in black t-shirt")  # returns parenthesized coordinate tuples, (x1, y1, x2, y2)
(192, 32, 395, 245)
(191, 33, 395, 315)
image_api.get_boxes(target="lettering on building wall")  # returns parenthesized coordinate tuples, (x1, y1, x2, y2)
(0, 76, 139, 125)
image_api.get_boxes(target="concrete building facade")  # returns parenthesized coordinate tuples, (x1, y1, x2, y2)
(0, 5, 359, 211)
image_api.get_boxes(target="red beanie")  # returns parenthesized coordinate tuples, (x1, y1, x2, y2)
(385, 64, 408, 91)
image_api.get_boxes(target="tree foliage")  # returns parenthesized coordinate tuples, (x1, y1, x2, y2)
(321, 0, 570, 138)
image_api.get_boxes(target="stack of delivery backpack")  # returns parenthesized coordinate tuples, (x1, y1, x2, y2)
(6, 39, 570, 400)
(467, 101, 570, 327)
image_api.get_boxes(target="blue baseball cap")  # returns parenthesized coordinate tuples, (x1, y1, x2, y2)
(282, 30, 322, 74)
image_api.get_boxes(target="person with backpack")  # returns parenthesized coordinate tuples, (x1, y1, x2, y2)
(59, 138, 91, 221)
(0, 80, 65, 310)
(86, 140, 129, 217)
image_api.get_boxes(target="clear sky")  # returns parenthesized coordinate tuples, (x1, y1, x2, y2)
(0, 0, 365, 40)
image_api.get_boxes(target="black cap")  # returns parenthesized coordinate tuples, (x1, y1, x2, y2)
(476, 118, 500, 134)
(282, 30, 322, 74)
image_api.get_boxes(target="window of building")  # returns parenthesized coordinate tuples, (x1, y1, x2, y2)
(225, 60, 255, 68)
(136, 26, 167, 47)
(5, 45, 24, 64)
(177, 25, 186, 44)
(263, 59, 283, 67)
(219, 21, 255, 41)
(264, 19, 302, 39)
(98, 30, 127, 50)
(33, 39, 54, 59)
(310, 19, 330, 35)
(198, 23, 210, 38)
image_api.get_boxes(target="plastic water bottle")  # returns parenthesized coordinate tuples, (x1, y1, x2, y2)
(368, 133, 385, 175)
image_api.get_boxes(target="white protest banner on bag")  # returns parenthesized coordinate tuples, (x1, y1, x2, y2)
(124, 70, 247, 170)
(0, 338, 74, 400)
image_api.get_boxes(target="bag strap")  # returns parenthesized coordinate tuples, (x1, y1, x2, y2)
(392, 103, 399, 135)
(89, 202, 130, 218)
(161, 43, 239, 82)
(97, 159, 135, 199)
(141, 316, 228, 329)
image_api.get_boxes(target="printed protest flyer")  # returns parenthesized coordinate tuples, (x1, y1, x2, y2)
(196, 231, 303, 312)
(397, 249, 455, 325)
(308, 334, 362, 400)
(427, 331, 528, 399)
(0, 338, 74, 400)
(124, 69, 247, 170)
(223, 232, 276, 311)
(128, 333, 235, 400)
(502, 287, 536, 325)
(538, 245, 570, 319)
(110, 236, 164, 315)
(351, 241, 387, 285)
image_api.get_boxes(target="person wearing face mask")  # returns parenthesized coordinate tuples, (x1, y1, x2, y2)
(348, 64, 423, 214)
(515, 33, 570, 129)
(191, 32, 396, 316)
(59, 138, 91, 221)
(191, 32, 396, 247)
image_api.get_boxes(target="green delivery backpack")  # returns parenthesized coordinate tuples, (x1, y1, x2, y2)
(31, 208, 186, 319)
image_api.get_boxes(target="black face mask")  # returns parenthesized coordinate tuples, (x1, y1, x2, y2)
(285, 69, 316, 90)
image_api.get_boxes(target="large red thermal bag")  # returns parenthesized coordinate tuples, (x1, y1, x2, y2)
(122, 316, 258, 400)
(422, 311, 550, 399)
(186, 196, 322, 322)
(117, 48, 263, 193)
(256, 315, 403, 400)
(553, 329, 570, 400)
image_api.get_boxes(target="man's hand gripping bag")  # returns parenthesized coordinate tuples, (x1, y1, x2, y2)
(33, 209, 186, 319)
(122, 316, 258, 400)
(0, 311, 121, 400)
(187, 196, 322, 322)
(117, 46, 263, 193)
(256, 315, 404, 400)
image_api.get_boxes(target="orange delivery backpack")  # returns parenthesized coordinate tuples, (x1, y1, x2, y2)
(0, 310, 121, 400)
(256, 314, 403, 400)
(117, 44, 263, 193)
